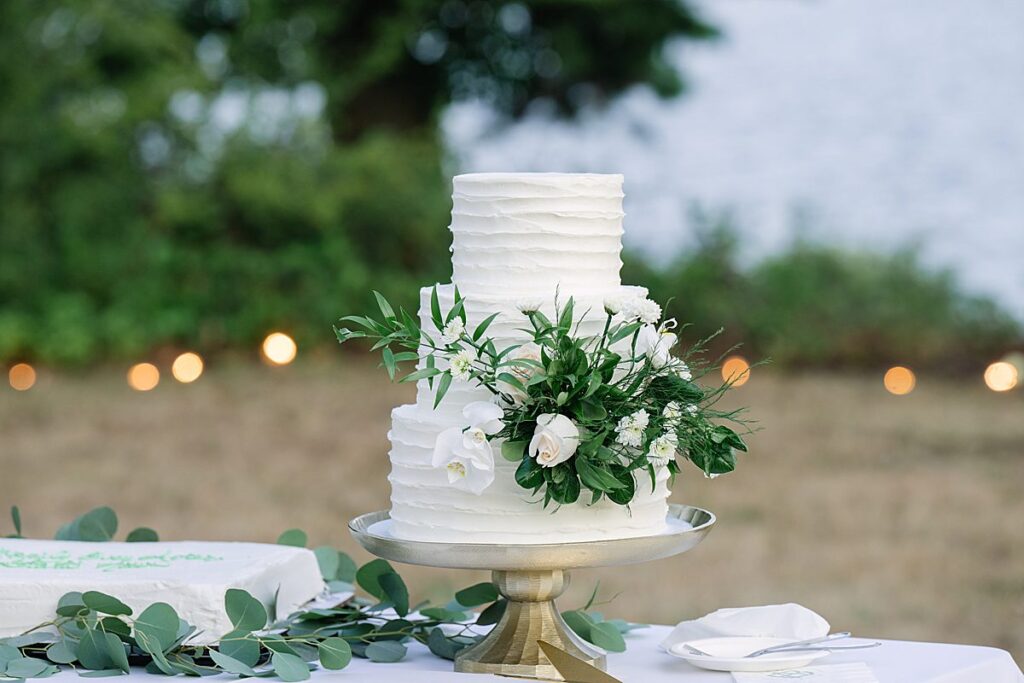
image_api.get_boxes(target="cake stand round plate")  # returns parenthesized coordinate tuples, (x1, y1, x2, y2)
(349, 504, 714, 680)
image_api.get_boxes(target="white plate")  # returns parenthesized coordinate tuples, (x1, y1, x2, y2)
(667, 636, 831, 672)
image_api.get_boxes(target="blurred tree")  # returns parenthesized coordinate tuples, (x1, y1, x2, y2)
(0, 0, 714, 365)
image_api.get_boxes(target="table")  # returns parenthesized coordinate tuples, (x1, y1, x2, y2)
(110, 625, 1023, 683)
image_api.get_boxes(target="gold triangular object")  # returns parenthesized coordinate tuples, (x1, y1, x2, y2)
(537, 640, 622, 683)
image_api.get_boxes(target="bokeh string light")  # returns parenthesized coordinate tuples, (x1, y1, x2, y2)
(262, 332, 298, 366)
(127, 363, 160, 391)
(172, 352, 204, 383)
(884, 366, 916, 395)
(8, 363, 36, 391)
(983, 361, 1018, 392)
(721, 356, 751, 387)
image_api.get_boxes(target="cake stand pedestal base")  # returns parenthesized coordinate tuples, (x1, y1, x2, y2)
(454, 569, 604, 678)
(349, 504, 715, 681)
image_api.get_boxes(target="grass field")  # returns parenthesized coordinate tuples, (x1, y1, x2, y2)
(2, 355, 1022, 664)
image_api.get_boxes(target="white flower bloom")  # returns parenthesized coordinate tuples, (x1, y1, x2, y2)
(449, 348, 477, 381)
(614, 409, 649, 448)
(686, 403, 699, 416)
(496, 343, 543, 405)
(529, 413, 580, 467)
(432, 425, 495, 494)
(619, 297, 662, 324)
(603, 295, 626, 316)
(636, 324, 677, 369)
(630, 409, 650, 429)
(440, 318, 465, 344)
(676, 362, 693, 381)
(662, 402, 682, 421)
(647, 432, 678, 467)
(515, 297, 543, 314)
(463, 401, 504, 435)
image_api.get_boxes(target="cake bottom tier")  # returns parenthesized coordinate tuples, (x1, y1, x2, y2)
(387, 404, 671, 544)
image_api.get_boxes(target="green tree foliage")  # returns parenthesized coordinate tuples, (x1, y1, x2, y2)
(0, 0, 713, 365)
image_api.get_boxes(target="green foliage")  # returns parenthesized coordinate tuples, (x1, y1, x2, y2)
(624, 216, 1022, 371)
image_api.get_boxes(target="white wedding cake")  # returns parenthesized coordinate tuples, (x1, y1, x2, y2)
(388, 173, 671, 543)
(0, 539, 324, 644)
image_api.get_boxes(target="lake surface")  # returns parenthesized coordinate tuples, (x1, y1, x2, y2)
(445, 0, 1024, 317)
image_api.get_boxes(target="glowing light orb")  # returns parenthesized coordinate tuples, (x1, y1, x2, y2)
(9, 363, 36, 391)
(722, 356, 751, 387)
(984, 361, 1018, 392)
(127, 363, 160, 391)
(172, 352, 204, 383)
(884, 366, 915, 395)
(262, 332, 297, 366)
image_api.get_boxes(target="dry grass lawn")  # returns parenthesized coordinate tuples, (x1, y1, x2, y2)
(1, 356, 1022, 664)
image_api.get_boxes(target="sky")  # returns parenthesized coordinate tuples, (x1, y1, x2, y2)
(444, 0, 1024, 318)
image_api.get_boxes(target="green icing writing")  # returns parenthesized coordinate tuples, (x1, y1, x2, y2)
(0, 548, 224, 571)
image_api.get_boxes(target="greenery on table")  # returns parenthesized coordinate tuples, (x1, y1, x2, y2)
(1, 507, 642, 679)
(337, 287, 750, 505)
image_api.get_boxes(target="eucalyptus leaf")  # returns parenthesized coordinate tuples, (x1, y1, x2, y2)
(275, 529, 307, 548)
(561, 610, 596, 640)
(0, 644, 21, 667)
(316, 638, 351, 671)
(225, 590, 267, 632)
(378, 573, 409, 617)
(82, 592, 132, 617)
(364, 641, 406, 664)
(5, 657, 56, 679)
(312, 547, 339, 581)
(218, 631, 260, 667)
(588, 621, 627, 652)
(454, 583, 499, 608)
(209, 649, 258, 677)
(335, 553, 357, 583)
(269, 653, 309, 682)
(125, 527, 159, 543)
(76, 507, 118, 542)
(45, 639, 78, 665)
(103, 633, 130, 673)
(10, 506, 21, 537)
(354, 559, 395, 600)
(425, 629, 461, 661)
(55, 592, 87, 617)
(78, 669, 126, 678)
(475, 599, 507, 627)
(500, 440, 528, 462)
(134, 603, 180, 653)
(76, 629, 114, 670)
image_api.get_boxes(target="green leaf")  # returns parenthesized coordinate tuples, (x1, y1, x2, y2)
(372, 291, 395, 320)
(134, 603, 180, 653)
(55, 592, 87, 617)
(426, 629, 469, 661)
(445, 298, 465, 325)
(364, 641, 406, 663)
(312, 546, 339, 581)
(76, 629, 114, 670)
(430, 287, 443, 330)
(335, 553, 357, 583)
(77, 507, 118, 542)
(589, 621, 627, 652)
(419, 606, 468, 622)
(270, 652, 310, 682)
(515, 456, 545, 491)
(0, 644, 23, 668)
(605, 465, 637, 505)
(10, 506, 21, 537)
(77, 669, 125, 678)
(45, 639, 78, 665)
(472, 313, 501, 341)
(82, 592, 132, 617)
(500, 440, 528, 462)
(209, 649, 258, 677)
(579, 397, 607, 421)
(225, 589, 267, 632)
(432, 372, 452, 409)
(495, 373, 526, 394)
(125, 527, 158, 543)
(398, 367, 440, 383)
(218, 631, 260, 667)
(4, 657, 55, 679)
(103, 633, 130, 673)
(561, 610, 596, 641)
(475, 599, 507, 626)
(576, 458, 625, 493)
(317, 638, 351, 671)
(455, 583, 499, 608)
(355, 559, 395, 600)
(378, 573, 409, 617)
(382, 347, 397, 380)
(276, 529, 307, 548)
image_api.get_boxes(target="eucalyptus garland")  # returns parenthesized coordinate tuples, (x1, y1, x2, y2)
(0, 507, 642, 680)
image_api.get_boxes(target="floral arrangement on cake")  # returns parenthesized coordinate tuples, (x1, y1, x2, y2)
(336, 287, 751, 507)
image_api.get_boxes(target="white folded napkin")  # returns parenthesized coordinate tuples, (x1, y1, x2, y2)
(659, 603, 831, 650)
(733, 663, 878, 683)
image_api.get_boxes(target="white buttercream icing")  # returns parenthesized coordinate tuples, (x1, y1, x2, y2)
(0, 540, 324, 644)
(386, 173, 671, 544)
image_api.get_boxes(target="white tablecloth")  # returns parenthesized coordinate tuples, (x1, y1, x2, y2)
(110, 625, 1022, 683)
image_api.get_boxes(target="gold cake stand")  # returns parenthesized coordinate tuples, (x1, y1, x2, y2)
(349, 504, 715, 680)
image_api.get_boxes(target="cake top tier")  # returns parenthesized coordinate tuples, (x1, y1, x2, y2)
(449, 173, 625, 297)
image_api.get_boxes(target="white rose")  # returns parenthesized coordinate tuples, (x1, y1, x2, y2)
(636, 324, 677, 369)
(449, 348, 477, 381)
(497, 343, 543, 405)
(529, 413, 580, 468)
(440, 318, 465, 344)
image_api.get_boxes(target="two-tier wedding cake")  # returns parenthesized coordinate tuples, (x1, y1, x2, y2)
(387, 173, 671, 544)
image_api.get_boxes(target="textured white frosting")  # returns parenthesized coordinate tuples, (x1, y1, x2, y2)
(386, 173, 671, 544)
(0, 540, 324, 644)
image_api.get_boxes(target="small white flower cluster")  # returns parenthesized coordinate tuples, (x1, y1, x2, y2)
(441, 318, 465, 344)
(606, 295, 662, 324)
(647, 431, 678, 468)
(614, 409, 649, 448)
(449, 348, 477, 381)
